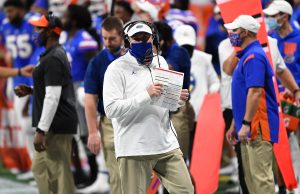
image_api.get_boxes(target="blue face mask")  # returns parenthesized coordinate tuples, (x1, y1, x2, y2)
(229, 33, 243, 47)
(129, 42, 153, 65)
(266, 17, 281, 31)
(32, 31, 45, 47)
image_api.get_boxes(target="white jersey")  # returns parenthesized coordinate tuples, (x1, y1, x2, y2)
(189, 50, 220, 121)
(218, 37, 286, 110)
(103, 52, 180, 158)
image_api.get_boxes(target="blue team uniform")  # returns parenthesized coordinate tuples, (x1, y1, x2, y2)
(269, 30, 300, 88)
(84, 49, 121, 115)
(291, 7, 300, 29)
(34, 0, 49, 10)
(205, 16, 227, 75)
(0, 18, 36, 87)
(232, 41, 279, 143)
(0, 11, 5, 26)
(165, 9, 198, 33)
(29, 47, 45, 65)
(61, 29, 98, 82)
(162, 42, 191, 90)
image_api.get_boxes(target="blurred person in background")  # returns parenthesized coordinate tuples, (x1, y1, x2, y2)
(165, 0, 198, 34)
(61, 4, 99, 188)
(87, 0, 108, 40)
(285, 0, 300, 29)
(173, 24, 220, 162)
(1, 0, 37, 173)
(113, 0, 133, 24)
(154, 21, 194, 161)
(0, 65, 33, 77)
(131, 0, 159, 23)
(264, 0, 300, 90)
(291, 0, 300, 28)
(33, 0, 71, 18)
(83, 16, 124, 194)
(205, 5, 227, 76)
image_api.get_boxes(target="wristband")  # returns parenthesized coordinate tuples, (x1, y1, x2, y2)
(242, 119, 251, 126)
(18, 68, 21, 76)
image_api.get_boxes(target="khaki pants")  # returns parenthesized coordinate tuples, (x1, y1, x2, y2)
(100, 116, 121, 194)
(117, 148, 194, 194)
(171, 102, 195, 158)
(241, 130, 275, 194)
(31, 133, 75, 194)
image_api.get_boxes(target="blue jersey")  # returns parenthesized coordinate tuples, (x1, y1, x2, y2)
(29, 47, 45, 65)
(165, 9, 198, 33)
(34, 0, 49, 9)
(92, 15, 104, 46)
(232, 41, 279, 143)
(84, 49, 121, 115)
(61, 29, 98, 82)
(0, 11, 5, 26)
(270, 30, 300, 86)
(0, 18, 36, 86)
(291, 7, 300, 30)
(162, 43, 191, 90)
(205, 16, 227, 75)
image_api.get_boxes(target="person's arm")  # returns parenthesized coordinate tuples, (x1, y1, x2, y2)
(207, 59, 221, 93)
(276, 68, 300, 104)
(0, 65, 34, 78)
(222, 50, 239, 76)
(37, 86, 62, 132)
(84, 95, 98, 133)
(226, 119, 237, 145)
(243, 87, 262, 121)
(0, 67, 19, 77)
(85, 93, 101, 154)
(84, 56, 102, 154)
(238, 87, 262, 144)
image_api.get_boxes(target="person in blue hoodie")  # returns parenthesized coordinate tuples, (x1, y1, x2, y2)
(264, 0, 300, 94)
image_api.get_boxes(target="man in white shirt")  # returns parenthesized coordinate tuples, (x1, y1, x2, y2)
(173, 24, 220, 160)
(103, 21, 194, 194)
(173, 24, 220, 122)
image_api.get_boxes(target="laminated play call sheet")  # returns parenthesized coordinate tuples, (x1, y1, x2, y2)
(152, 68, 184, 111)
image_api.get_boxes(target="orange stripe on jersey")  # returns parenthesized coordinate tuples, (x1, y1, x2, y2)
(250, 90, 271, 141)
(243, 54, 255, 65)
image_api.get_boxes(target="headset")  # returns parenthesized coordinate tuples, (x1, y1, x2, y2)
(123, 21, 160, 49)
(47, 11, 56, 29)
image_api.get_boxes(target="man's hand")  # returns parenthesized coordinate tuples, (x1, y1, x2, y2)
(178, 89, 190, 106)
(147, 82, 163, 98)
(34, 132, 46, 152)
(180, 89, 189, 101)
(226, 125, 237, 145)
(14, 84, 33, 97)
(20, 65, 34, 77)
(238, 125, 250, 144)
(294, 90, 300, 106)
(282, 88, 293, 99)
(87, 132, 101, 155)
